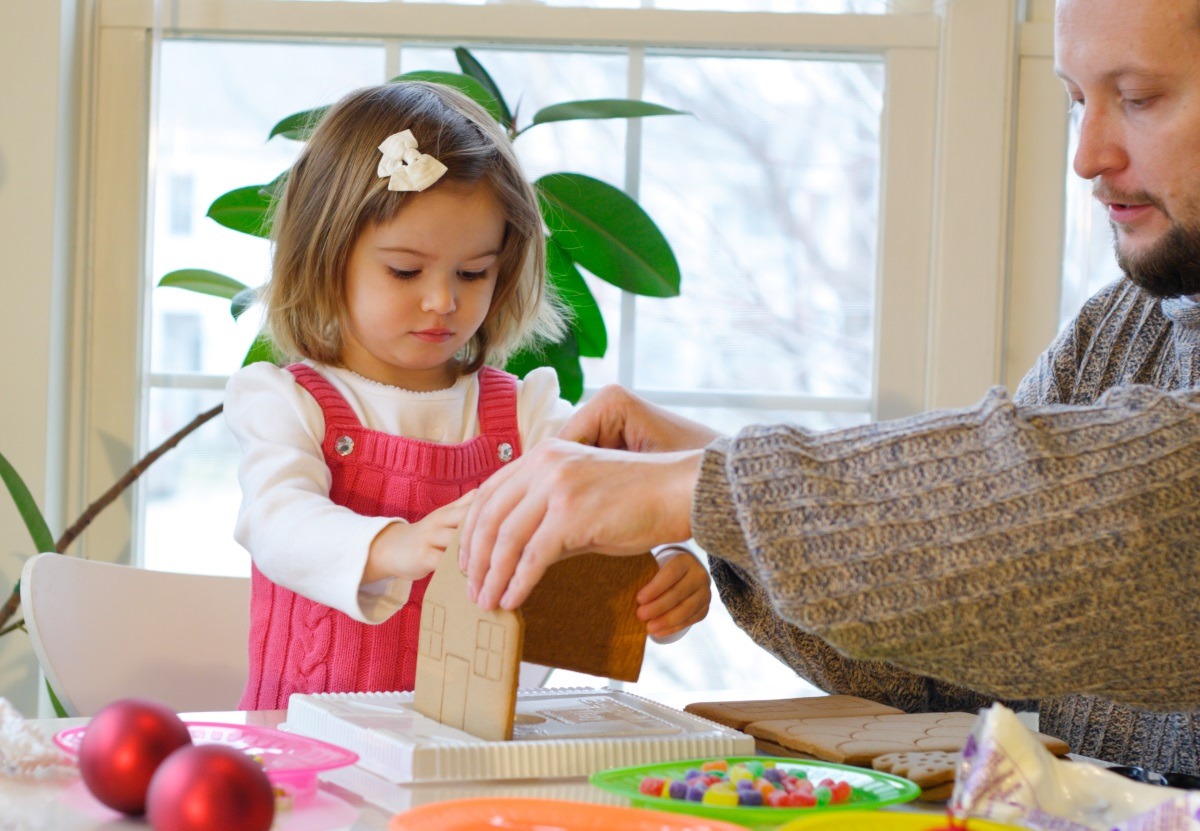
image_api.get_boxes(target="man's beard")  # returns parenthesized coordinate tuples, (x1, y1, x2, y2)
(1114, 216, 1200, 298)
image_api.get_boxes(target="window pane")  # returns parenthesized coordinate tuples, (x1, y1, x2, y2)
(637, 55, 883, 397)
(401, 46, 629, 183)
(550, 583, 825, 701)
(150, 40, 387, 375)
(142, 388, 246, 575)
(404, 45, 633, 385)
(288, 0, 893, 10)
(668, 406, 870, 434)
(147, 40, 388, 570)
(141, 38, 885, 703)
(634, 586, 824, 702)
(650, 0, 890, 10)
(1059, 123, 1122, 327)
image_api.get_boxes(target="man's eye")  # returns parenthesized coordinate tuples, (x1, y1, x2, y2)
(1066, 97, 1083, 126)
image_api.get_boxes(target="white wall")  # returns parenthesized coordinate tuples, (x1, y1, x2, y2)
(0, 1, 80, 714)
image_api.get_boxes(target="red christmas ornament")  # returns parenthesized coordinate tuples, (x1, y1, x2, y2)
(77, 698, 193, 815)
(146, 744, 275, 831)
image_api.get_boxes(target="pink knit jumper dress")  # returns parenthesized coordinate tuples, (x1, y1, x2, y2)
(239, 363, 522, 711)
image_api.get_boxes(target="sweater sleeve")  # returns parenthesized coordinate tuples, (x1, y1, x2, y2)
(707, 557, 1020, 713)
(693, 383, 1200, 711)
(224, 363, 412, 624)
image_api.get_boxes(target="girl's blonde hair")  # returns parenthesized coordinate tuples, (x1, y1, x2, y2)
(263, 81, 565, 374)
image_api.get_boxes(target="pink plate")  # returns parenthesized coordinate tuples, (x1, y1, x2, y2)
(55, 721, 357, 805)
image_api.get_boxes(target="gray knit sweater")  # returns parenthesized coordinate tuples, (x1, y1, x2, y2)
(696, 279, 1200, 774)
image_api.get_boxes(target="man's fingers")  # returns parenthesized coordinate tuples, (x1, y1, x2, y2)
(496, 549, 554, 611)
(556, 408, 599, 445)
(495, 516, 581, 610)
(459, 460, 522, 571)
(473, 490, 551, 610)
(460, 467, 527, 595)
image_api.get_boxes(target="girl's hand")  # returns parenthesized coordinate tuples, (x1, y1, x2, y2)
(364, 491, 475, 583)
(637, 548, 711, 638)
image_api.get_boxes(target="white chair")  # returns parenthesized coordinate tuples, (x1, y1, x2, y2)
(20, 553, 251, 717)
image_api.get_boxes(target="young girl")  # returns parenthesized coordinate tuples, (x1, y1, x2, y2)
(225, 81, 710, 710)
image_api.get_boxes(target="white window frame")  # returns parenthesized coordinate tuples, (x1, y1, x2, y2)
(3, 0, 1083, 716)
(61, 0, 1066, 570)
(1006, 0, 1069, 390)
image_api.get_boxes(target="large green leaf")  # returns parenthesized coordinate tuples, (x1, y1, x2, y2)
(207, 186, 273, 239)
(528, 99, 686, 130)
(505, 333, 583, 404)
(0, 450, 56, 554)
(242, 332, 281, 367)
(454, 48, 513, 131)
(388, 71, 504, 125)
(268, 106, 329, 141)
(547, 239, 606, 358)
(231, 287, 259, 321)
(259, 171, 289, 200)
(159, 269, 248, 301)
(537, 173, 680, 298)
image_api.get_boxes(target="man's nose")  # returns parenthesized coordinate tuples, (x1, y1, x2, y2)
(1072, 105, 1127, 181)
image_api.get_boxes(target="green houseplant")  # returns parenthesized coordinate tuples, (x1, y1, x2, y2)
(2, 49, 686, 714)
(162, 48, 686, 402)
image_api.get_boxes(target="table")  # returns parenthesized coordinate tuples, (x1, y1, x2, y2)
(4, 702, 943, 831)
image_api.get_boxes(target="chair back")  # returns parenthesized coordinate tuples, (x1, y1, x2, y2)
(20, 553, 250, 716)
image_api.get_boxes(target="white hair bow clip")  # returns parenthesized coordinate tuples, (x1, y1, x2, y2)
(377, 129, 448, 192)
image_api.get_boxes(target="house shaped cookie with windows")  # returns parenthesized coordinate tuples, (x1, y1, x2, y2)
(414, 532, 658, 742)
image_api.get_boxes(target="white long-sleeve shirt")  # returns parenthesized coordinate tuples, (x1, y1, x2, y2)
(225, 361, 573, 624)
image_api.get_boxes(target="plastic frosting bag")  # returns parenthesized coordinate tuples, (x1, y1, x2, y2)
(0, 697, 74, 779)
(951, 704, 1200, 831)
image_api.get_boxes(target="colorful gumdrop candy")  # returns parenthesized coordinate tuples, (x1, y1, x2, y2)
(638, 776, 666, 796)
(636, 760, 855, 810)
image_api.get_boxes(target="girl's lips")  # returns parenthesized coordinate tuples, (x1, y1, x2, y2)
(411, 330, 453, 343)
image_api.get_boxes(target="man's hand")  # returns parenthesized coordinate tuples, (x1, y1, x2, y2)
(458, 438, 705, 612)
(559, 385, 724, 451)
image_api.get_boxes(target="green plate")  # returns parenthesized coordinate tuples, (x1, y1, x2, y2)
(589, 756, 921, 829)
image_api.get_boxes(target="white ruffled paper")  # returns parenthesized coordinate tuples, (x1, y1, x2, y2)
(951, 704, 1200, 831)
(0, 697, 75, 779)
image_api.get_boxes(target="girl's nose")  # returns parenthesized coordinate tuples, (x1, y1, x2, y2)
(1072, 105, 1128, 182)
(421, 276, 457, 315)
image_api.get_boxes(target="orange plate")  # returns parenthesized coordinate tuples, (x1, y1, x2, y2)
(388, 797, 754, 831)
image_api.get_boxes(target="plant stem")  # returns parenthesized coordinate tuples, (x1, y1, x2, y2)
(54, 403, 225, 553)
(0, 594, 20, 634)
(0, 402, 226, 633)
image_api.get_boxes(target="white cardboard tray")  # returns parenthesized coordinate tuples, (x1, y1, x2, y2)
(283, 686, 754, 783)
